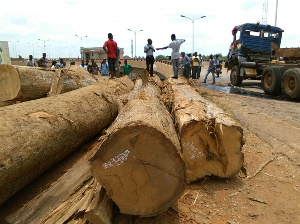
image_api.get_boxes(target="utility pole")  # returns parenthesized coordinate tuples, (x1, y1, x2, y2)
(262, 0, 268, 25)
(275, 0, 279, 26)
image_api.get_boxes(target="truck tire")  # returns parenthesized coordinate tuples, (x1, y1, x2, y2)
(282, 68, 300, 99)
(230, 65, 242, 86)
(261, 66, 282, 95)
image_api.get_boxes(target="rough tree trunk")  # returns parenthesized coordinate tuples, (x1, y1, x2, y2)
(1, 140, 131, 224)
(0, 65, 98, 103)
(91, 80, 186, 217)
(168, 83, 244, 183)
(0, 76, 134, 206)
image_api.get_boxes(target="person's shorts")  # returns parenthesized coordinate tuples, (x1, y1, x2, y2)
(108, 58, 116, 72)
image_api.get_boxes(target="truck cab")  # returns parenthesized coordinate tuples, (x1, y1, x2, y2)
(226, 22, 284, 85)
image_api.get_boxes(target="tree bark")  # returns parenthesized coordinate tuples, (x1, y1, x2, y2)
(0, 65, 98, 102)
(169, 84, 244, 183)
(1, 139, 132, 224)
(91, 81, 186, 217)
(0, 76, 134, 206)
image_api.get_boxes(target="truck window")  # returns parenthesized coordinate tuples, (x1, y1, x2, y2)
(245, 30, 260, 37)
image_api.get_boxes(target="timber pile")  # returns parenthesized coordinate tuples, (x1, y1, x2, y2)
(165, 80, 244, 183)
(0, 76, 134, 206)
(0, 73, 244, 223)
(0, 65, 98, 105)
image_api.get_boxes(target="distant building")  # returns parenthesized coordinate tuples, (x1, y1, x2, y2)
(80, 47, 124, 61)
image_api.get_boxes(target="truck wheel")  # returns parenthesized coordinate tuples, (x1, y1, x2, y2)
(282, 68, 300, 99)
(261, 66, 282, 95)
(230, 65, 242, 86)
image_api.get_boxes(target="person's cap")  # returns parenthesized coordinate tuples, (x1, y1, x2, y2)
(103, 58, 106, 60)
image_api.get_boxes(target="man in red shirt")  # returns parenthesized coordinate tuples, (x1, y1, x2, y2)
(103, 33, 118, 79)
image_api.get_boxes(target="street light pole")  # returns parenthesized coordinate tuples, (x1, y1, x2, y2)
(75, 35, 87, 59)
(128, 29, 143, 58)
(180, 15, 206, 53)
(38, 39, 50, 53)
(275, 0, 279, 26)
(60, 47, 67, 58)
(27, 42, 37, 57)
(9, 41, 19, 58)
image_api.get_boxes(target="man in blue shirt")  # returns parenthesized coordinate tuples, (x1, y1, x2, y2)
(55, 58, 64, 69)
(100, 58, 109, 76)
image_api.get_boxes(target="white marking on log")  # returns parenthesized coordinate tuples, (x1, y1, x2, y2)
(183, 142, 203, 160)
(103, 149, 130, 169)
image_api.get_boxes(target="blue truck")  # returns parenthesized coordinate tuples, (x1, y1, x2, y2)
(225, 22, 300, 99)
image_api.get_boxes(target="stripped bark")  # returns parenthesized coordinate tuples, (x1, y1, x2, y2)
(2, 140, 131, 224)
(168, 83, 244, 183)
(0, 76, 134, 205)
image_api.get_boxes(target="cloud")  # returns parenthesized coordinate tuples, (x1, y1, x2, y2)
(1, 0, 300, 59)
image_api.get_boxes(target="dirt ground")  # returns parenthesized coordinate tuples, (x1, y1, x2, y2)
(134, 64, 300, 224)
(1, 62, 300, 223)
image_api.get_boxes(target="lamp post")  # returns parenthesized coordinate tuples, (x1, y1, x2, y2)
(68, 47, 75, 58)
(180, 15, 206, 53)
(60, 47, 67, 58)
(38, 39, 50, 53)
(127, 29, 143, 58)
(75, 35, 87, 59)
(9, 41, 19, 58)
(27, 42, 37, 58)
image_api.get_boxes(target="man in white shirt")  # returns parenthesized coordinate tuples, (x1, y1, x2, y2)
(26, 55, 35, 67)
(144, 38, 155, 77)
(156, 34, 185, 79)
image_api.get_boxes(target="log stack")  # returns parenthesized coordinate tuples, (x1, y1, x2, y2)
(0, 65, 98, 105)
(0, 73, 245, 222)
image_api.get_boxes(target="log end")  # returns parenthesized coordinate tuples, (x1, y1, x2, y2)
(181, 121, 244, 183)
(0, 65, 21, 101)
(91, 125, 186, 216)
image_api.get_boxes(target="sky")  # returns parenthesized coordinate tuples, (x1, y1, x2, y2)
(1, 0, 299, 59)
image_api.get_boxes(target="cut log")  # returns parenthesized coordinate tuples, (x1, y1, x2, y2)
(91, 81, 186, 217)
(168, 84, 244, 183)
(1, 139, 132, 224)
(0, 76, 134, 206)
(0, 65, 98, 102)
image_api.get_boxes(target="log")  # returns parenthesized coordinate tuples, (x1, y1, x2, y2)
(91, 80, 186, 217)
(1, 139, 132, 224)
(0, 65, 98, 102)
(169, 83, 244, 183)
(0, 76, 134, 206)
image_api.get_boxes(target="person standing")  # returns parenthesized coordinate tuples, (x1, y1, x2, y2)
(37, 53, 48, 67)
(198, 53, 203, 79)
(203, 54, 215, 84)
(156, 34, 185, 79)
(214, 55, 221, 77)
(26, 55, 35, 67)
(103, 33, 118, 79)
(180, 52, 191, 79)
(90, 59, 99, 75)
(123, 59, 132, 78)
(115, 47, 121, 77)
(191, 52, 200, 80)
(80, 60, 87, 70)
(144, 38, 155, 77)
(100, 58, 109, 76)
